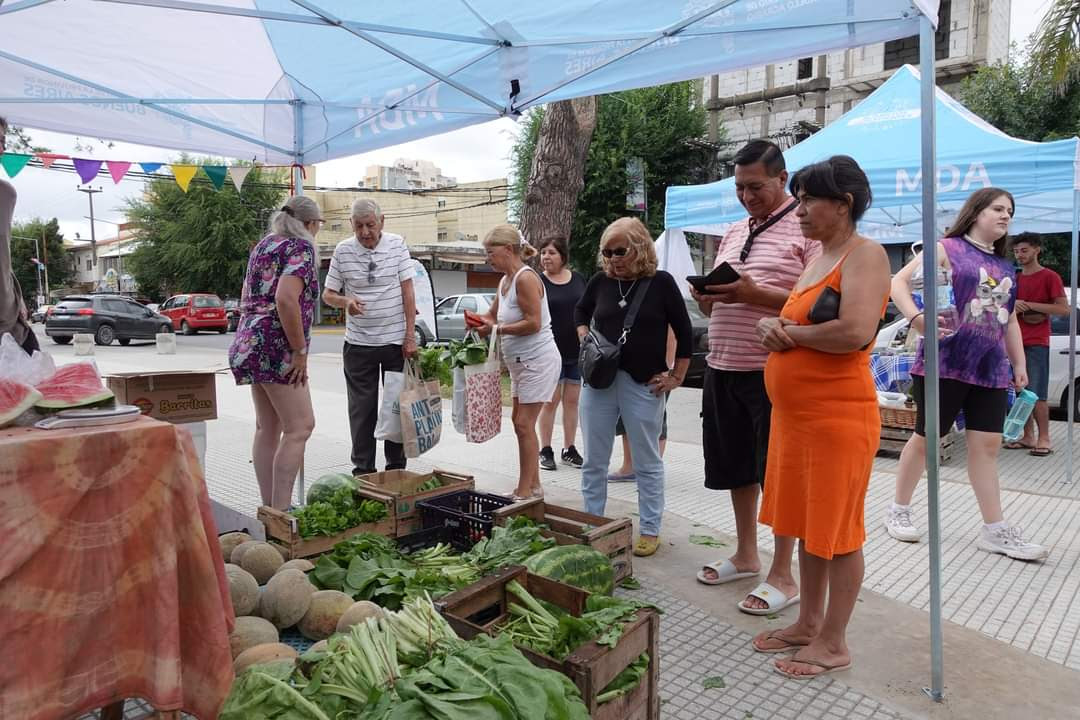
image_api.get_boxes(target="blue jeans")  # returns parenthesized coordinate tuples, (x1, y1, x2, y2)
(580, 370, 665, 536)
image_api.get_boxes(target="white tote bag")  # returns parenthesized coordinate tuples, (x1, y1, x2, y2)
(400, 360, 443, 458)
(373, 369, 404, 443)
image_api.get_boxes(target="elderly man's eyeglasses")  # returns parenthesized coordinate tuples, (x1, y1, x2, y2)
(367, 260, 376, 284)
(601, 247, 629, 258)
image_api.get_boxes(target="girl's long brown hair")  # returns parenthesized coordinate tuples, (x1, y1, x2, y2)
(943, 187, 1015, 258)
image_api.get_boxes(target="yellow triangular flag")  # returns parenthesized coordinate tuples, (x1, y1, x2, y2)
(170, 164, 198, 192)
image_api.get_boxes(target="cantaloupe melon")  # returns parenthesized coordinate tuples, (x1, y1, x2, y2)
(233, 642, 298, 674)
(231, 540, 262, 565)
(335, 600, 384, 634)
(261, 569, 316, 629)
(241, 543, 284, 584)
(277, 558, 314, 574)
(229, 616, 279, 659)
(271, 543, 290, 562)
(298, 590, 354, 641)
(219, 532, 252, 560)
(224, 563, 259, 616)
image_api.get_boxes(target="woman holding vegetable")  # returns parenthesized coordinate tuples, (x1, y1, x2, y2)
(228, 195, 323, 510)
(471, 224, 561, 500)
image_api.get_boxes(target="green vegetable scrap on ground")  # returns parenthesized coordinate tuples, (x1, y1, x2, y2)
(292, 488, 388, 538)
(689, 534, 728, 548)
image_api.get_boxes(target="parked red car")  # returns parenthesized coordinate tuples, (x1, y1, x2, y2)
(160, 293, 228, 334)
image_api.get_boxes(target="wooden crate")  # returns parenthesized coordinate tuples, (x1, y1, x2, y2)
(437, 566, 659, 720)
(877, 425, 955, 464)
(493, 498, 633, 585)
(354, 468, 474, 537)
(257, 490, 396, 559)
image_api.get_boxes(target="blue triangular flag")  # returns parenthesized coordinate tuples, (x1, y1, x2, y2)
(140, 162, 163, 174)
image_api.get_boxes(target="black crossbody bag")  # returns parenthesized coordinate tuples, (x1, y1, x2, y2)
(579, 277, 652, 389)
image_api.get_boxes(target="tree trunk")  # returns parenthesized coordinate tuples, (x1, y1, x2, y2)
(519, 97, 597, 247)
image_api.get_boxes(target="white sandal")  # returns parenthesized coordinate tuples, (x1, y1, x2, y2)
(737, 581, 800, 616)
(696, 559, 759, 586)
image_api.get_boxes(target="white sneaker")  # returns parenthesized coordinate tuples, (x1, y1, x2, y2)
(977, 525, 1048, 561)
(884, 507, 922, 542)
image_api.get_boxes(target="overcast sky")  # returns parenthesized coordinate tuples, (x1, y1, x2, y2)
(8, 0, 1054, 244)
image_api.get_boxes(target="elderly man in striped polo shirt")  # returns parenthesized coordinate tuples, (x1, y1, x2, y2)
(323, 198, 418, 476)
(691, 140, 820, 621)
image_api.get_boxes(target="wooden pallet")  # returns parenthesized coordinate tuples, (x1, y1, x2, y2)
(437, 566, 659, 720)
(493, 498, 633, 585)
(257, 490, 396, 559)
(878, 425, 956, 463)
(354, 469, 474, 536)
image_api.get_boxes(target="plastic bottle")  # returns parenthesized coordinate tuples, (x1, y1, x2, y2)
(1002, 389, 1039, 442)
(910, 265, 958, 335)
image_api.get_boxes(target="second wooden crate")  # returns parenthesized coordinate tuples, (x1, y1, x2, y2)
(257, 490, 395, 559)
(354, 468, 474, 536)
(437, 565, 659, 720)
(493, 498, 633, 585)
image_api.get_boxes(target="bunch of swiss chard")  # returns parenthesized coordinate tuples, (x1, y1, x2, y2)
(416, 346, 452, 386)
(292, 487, 388, 538)
(441, 335, 489, 369)
(462, 516, 556, 573)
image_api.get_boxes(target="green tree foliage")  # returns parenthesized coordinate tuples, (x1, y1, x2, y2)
(511, 82, 715, 275)
(126, 161, 286, 301)
(1029, 0, 1080, 93)
(9, 218, 69, 305)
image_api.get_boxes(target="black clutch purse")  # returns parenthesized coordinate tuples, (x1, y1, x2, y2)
(808, 286, 841, 324)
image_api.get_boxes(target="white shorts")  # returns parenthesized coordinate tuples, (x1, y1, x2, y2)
(504, 348, 561, 404)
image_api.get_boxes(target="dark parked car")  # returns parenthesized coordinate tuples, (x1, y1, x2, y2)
(45, 295, 174, 346)
(224, 298, 240, 332)
(684, 299, 709, 388)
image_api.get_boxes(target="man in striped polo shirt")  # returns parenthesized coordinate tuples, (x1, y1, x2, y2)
(323, 199, 418, 475)
(692, 140, 820, 619)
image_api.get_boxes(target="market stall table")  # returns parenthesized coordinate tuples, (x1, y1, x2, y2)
(0, 416, 234, 720)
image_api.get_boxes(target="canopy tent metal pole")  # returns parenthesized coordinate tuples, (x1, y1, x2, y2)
(1068, 190, 1078, 483)
(919, 12, 945, 703)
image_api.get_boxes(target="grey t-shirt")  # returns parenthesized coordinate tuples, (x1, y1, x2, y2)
(0, 178, 29, 345)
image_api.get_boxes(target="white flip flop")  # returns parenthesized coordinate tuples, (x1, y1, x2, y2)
(738, 581, 800, 616)
(695, 559, 759, 586)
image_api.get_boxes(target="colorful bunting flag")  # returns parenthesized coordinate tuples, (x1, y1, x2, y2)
(36, 152, 68, 169)
(228, 165, 252, 192)
(106, 161, 132, 184)
(170, 164, 198, 192)
(202, 165, 227, 190)
(1, 153, 32, 178)
(73, 158, 103, 184)
(140, 162, 163, 174)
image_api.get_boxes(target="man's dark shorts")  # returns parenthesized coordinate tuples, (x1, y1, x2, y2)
(702, 368, 771, 490)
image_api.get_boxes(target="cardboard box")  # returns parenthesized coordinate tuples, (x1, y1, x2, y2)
(105, 369, 221, 423)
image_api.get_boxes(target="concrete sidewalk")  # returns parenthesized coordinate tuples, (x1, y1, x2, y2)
(57, 336, 1080, 719)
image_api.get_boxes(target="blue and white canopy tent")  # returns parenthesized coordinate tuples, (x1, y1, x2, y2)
(1, 0, 970, 701)
(665, 64, 1080, 243)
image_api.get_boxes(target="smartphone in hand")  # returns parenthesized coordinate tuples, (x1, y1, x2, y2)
(687, 262, 740, 294)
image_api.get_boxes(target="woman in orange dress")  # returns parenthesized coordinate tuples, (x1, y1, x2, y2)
(751, 155, 891, 679)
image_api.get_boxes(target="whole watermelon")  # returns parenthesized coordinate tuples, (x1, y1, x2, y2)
(524, 545, 615, 596)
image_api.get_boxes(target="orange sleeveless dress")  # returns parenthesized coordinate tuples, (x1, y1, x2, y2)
(759, 258, 882, 560)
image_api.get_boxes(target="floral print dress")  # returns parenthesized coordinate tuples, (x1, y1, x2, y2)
(228, 234, 319, 385)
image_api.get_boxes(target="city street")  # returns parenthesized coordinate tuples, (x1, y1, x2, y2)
(40, 325, 1080, 718)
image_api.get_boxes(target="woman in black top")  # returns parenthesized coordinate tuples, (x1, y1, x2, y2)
(537, 236, 588, 472)
(575, 217, 692, 557)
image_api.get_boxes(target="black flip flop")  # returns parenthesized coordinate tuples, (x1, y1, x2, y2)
(1029, 448, 1054, 457)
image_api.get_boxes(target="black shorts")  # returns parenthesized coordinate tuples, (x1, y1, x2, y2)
(702, 368, 771, 490)
(912, 375, 1008, 437)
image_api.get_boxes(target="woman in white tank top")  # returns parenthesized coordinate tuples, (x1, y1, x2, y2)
(473, 225, 562, 499)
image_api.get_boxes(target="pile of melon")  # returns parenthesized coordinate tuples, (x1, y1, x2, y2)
(219, 532, 384, 674)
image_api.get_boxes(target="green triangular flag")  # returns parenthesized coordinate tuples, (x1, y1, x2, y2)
(202, 165, 227, 190)
(1, 153, 32, 178)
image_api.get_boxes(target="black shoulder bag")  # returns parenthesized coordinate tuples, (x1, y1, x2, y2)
(579, 277, 652, 389)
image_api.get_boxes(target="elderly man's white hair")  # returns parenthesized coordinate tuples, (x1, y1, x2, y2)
(351, 198, 383, 219)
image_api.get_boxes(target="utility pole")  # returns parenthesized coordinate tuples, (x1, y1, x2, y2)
(40, 225, 49, 299)
(77, 186, 103, 267)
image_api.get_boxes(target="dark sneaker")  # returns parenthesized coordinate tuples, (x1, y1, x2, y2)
(539, 446, 557, 471)
(561, 446, 584, 468)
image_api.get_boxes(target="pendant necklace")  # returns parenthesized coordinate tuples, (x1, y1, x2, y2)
(617, 279, 637, 308)
(964, 233, 995, 254)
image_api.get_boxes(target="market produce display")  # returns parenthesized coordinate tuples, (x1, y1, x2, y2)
(523, 545, 617, 595)
(32, 362, 114, 409)
(0, 378, 40, 427)
(293, 487, 389, 538)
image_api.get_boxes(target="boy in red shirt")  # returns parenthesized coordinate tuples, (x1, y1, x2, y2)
(1009, 233, 1069, 456)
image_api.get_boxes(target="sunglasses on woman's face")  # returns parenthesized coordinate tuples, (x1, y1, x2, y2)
(602, 247, 629, 258)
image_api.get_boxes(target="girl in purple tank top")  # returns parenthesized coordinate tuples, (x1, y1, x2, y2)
(883, 188, 1047, 562)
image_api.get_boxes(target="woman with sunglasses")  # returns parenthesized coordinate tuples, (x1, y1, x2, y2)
(574, 217, 693, 557)
(228, 195, 323, 510)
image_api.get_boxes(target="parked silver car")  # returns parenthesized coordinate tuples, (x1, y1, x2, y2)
(430, 293, 496, 343)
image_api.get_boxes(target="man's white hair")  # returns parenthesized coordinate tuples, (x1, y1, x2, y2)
(351, 198, 383, 220)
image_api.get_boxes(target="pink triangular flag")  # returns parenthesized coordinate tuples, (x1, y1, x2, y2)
(36, 153, 68, 169)
(106, 161, 132, 184)
(228, 165, 252, 192)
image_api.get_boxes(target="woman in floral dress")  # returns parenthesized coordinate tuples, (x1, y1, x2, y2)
(228, 195, 323, 509)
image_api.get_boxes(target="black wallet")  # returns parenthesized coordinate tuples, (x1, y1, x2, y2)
(808, 286, 841, 324)
(687, 262, 740, 294)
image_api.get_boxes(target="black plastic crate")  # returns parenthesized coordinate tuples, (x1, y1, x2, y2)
(395, 524, 473, 554)
(417, 490, 514, 546)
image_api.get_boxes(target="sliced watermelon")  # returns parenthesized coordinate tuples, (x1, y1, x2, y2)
(0, 378, 42, 427)
(34, 362, 114, 410)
